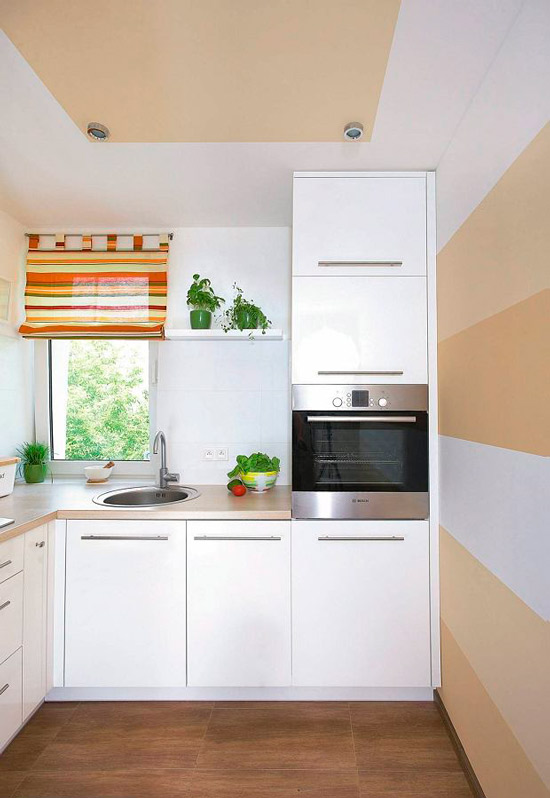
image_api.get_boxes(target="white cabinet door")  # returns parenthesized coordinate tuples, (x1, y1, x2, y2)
(293, 176, 426, 276)
(292, 276, 427, 384)
(291, 520, 431, 687)
(0, 571, 23, 666)
(187, 521, 291, 687)
(64, 521, 186, 687)
(22, 525, 48, 719)
(0, 648, 22, 751)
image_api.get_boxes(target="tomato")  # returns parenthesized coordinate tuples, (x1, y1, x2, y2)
(231, 484, 247, 497)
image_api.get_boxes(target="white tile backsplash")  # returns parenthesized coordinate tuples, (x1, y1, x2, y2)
(156, 340, 291, 484)
(156, 225, 291, 484)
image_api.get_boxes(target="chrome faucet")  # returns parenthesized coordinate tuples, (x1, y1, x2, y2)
(152, 431, 180, 489)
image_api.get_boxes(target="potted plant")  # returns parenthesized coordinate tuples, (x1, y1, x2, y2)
(17, 441, 50, 484)
(227, 452, 280, 493)
(221, 283, 272, 334)
(186, 273, 224, 329)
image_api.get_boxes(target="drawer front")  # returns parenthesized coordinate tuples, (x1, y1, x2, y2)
(0, 535, 24, 584)
(0, 648, 23, 751)
(0, 572, 24, 665)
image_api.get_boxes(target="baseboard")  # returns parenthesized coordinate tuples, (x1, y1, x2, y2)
(434, 689, 486, 798)
(46, 685, 435, 702)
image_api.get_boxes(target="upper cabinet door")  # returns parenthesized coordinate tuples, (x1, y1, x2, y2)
(293, 175, 427, 276)
(292, 276, 427, 384)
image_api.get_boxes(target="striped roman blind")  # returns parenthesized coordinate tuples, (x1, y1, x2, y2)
(19, 234, 169, 339)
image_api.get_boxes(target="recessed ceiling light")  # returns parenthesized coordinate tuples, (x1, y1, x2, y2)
(343, 122, 364, 141)
(87, 122, 110, 141)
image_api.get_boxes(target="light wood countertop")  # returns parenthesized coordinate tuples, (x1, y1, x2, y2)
(0, 479, 292, 543)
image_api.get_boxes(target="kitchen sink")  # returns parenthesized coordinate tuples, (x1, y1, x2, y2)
(92, 485, 200, 507)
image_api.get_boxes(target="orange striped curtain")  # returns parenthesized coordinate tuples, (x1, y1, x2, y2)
(19, 234, 169, 339)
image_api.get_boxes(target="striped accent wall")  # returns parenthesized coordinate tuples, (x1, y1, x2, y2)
(437, 123, 550, 798)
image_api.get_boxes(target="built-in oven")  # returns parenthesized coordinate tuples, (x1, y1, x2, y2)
(292, 385, 429, 520)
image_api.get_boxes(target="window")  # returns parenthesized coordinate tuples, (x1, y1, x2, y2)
(47, 340, 152, 466)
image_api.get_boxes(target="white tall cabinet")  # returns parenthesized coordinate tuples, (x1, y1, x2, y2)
(291, 170, 440, 688)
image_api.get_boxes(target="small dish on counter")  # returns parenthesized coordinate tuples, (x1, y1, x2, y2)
(84, 462, 115, 483)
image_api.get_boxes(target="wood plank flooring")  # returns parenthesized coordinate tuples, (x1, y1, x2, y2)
(0, 701, 474, 798)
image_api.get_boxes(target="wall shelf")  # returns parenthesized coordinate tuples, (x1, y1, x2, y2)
(164, 328, 284, 341)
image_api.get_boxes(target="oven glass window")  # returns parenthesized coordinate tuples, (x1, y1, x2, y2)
(292, 412, 428, 493)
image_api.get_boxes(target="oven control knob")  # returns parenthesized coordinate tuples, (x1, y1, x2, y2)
(332, 397, 343, 407)
(378, 397, 388, 407)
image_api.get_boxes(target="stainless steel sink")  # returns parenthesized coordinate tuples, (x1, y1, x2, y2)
(92, 485, 200, 507)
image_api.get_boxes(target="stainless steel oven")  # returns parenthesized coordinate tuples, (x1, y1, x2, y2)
(292, 385, 429, 520)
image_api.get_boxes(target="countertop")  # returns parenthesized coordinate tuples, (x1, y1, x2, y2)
(0, 479, 292, 543)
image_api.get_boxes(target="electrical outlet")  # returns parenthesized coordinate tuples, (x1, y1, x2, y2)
(216, 448, 228, 461)
(203, 448, 215, 461)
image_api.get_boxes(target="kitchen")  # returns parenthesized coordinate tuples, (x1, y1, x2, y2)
(0, 3, 548, 798)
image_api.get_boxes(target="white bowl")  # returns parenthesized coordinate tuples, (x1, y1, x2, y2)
(84, 465, 114, 483)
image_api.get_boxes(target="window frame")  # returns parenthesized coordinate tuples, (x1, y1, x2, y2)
(34, 339, 157, 477)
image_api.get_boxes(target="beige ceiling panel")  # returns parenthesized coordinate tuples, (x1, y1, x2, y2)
(0, 0, 400, 142)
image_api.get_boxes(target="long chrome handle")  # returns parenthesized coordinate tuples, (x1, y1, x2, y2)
(0, 560, 12, 569)
(0, 683, 9, 696)
(307, 416, 417, 423)
(318, 536, 405, 542)
(194, 536, 282, 541)
(318, 261, 402, 268)
(81, 535, 169, 541)
(318, 370, 404, 376)
(0, 600, 11, 611)
(35, 541, 45, 548)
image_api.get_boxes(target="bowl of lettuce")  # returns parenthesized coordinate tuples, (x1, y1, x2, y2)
(227, 452, 280, 493)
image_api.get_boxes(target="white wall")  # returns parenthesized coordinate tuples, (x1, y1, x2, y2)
(157, 227, 291, 484)
(0, 209, 34, 456)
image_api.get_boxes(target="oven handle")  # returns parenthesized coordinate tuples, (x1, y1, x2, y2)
(306, 415, 417, 423)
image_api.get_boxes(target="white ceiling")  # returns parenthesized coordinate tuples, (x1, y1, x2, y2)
(0, 0, 523, 228)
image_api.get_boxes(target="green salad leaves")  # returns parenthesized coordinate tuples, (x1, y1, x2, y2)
(227, 452, 281, 478)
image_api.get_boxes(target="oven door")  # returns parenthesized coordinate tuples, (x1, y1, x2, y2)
(292, 411, 429, 519)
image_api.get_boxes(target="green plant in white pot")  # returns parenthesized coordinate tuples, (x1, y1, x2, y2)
(227, 452, 280, 493)
(186, 273, 224, 329)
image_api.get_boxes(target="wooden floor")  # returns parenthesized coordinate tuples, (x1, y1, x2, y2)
(0, 701, 474, 797)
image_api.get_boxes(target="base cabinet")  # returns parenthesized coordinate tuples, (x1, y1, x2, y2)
(0, 648, 22, 749)
(291, 520, 431, 687)
(22, 524, 48, 720)
(64, 520, 186, 688)
(187, 521, 291, 687)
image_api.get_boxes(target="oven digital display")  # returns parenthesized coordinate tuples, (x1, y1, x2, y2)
(351, 390, 369, 407)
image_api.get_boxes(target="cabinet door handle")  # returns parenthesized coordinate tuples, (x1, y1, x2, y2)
(317, 370, 404, 376)
(0, 560, 12, 569)
(318, 536, 405, 542)
(35, 541, 46, 548)
(80, 535, 169, 541)
(0, 683, 9, 696)
(194, 536, 282, 542)
(307, 416, 416, 424)
(0, 600, 11, 611)
(318, 261, 402, 268)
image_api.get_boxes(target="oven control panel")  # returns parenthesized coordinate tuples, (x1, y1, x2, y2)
(292, 384, 428, 412)
(337, 389, 382, 408)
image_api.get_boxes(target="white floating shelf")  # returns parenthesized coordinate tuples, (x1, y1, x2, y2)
(165, 328, 284, 341)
